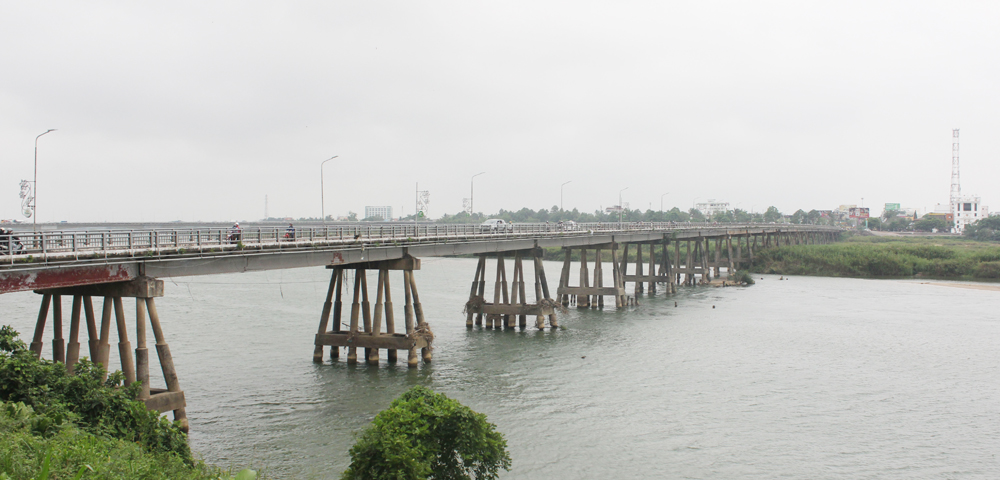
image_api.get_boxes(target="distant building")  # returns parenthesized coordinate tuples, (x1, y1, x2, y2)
(925, 206, 954, 225)
(952, 196, 988, 233)
(694, 199, 730, 216)
(364, 206, 393, 221)
(836, 205, 856, 215)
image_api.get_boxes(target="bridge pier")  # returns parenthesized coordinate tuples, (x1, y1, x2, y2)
(465, 249, 557, 330)
(314, 256, 432, 367)
(557, 243, 629, 308)
(621, 241, 674, 295)
(31, 277, 188, 432)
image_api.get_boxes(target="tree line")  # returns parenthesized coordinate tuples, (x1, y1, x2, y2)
(398, 205, 835, 225)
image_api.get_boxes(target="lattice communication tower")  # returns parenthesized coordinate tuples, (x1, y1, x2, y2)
(950, 129, 961, 227)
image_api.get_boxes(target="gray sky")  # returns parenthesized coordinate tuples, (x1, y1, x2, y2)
(2, 1, 998, 223)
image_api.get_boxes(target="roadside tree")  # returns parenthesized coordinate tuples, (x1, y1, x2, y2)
(763, 206, 782, 223)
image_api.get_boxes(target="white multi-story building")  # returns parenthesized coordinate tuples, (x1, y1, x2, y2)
(953, 196, 988, 233)
(694, 199, 730, 216)
(364, 206, 393, 221)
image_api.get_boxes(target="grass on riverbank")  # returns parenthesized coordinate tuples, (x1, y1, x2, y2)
(748, 235, 1000, 279)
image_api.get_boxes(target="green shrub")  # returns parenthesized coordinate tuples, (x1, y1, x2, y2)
(342, 386, 511, 480)
(0, 400, 255, 480)
(0, 326, 191, 463)
(974, 261, 1000, 279)
(731, 270, 755, 285)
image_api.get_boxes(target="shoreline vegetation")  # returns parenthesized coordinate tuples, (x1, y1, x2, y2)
(749, 235, 1000, 280)
(0, 326, 258, 480)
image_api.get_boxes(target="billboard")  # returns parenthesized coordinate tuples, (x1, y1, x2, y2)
(849, 207, 870, 219)
(884, 203, 901, 211)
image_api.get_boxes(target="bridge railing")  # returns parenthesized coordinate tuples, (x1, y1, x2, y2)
(1, 222, 835, 261)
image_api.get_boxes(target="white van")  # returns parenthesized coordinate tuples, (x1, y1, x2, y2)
(481, 219, 508, 233)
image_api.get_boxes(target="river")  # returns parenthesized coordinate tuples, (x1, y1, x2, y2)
(2, 258, 998, 478)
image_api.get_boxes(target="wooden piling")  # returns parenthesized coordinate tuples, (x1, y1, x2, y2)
(467, 257, 484, 327)
(30, 294, 51, 358)
(84, 296, 99, 362)
(347, 272, 362, 364)
(66, 295, 82, 374)
(384, 272, 397, 362)
(98, 297, 112, 378)
(578, 249, 590, 308)
(314, 268, 338, 363)
(518, 256, 529, 328)
(559, 249, 572, 306)
(726, 234, 735, 276)
(113, 296, 136, 386)
(52, 295, 65, 363)
(331, 269, 343, 360)
(403, 270, 418, 367)
(634, 243, 644, 294)
(135, 298, 150, 401)
(408, 271, 432, 363)
(360, 272, 373, 362)
(369, 269, 385, 365)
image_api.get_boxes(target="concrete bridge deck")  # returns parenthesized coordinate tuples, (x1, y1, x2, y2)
(1, 222, 839, 294)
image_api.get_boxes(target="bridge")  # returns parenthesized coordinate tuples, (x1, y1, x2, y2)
(1, 222, 840, 431)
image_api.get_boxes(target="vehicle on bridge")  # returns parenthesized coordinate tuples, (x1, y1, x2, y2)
(558, 220, 578, 231)
(0, 228, 24, 255)
(481, 219, 511, 233)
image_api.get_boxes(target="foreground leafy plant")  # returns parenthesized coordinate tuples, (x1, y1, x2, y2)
(342, 386, 511, 480)
(0, 326, 191, 463)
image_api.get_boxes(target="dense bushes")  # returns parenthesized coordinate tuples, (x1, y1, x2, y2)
(749, 238, 1000, 279)
(0, 326, 256, 479)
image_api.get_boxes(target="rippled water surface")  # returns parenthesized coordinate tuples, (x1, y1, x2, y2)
(3, 258, 999, 478)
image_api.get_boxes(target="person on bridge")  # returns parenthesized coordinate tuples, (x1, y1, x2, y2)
(284, 223, 295, 241)
(228, 222, 242, 244)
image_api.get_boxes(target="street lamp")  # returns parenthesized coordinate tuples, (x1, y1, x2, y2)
(33, 129, 56, 232)
(561, 181, 572, 211)
(660, 192, 670, 212)
(618, 187, 629, 225)
(320, 155, 339, 223)
(470, 172, 485, 216)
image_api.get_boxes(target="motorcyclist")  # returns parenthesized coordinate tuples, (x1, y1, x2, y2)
(228, 222, 242, 243)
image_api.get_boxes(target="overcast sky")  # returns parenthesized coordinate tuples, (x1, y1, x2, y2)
(2, 1, 997, 223)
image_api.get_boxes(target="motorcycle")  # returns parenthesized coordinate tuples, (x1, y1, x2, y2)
(0, 228, 25, 255)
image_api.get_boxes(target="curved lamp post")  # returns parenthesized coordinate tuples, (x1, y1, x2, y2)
(320, 155, 339, 223)
(470, 172, 485, 215)
(561, 181, 572, 212)
(33, 129, 56, 232)
(660, 192, 670, 213)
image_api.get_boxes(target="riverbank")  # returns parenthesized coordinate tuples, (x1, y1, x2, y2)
(748, 236, 1000, 279)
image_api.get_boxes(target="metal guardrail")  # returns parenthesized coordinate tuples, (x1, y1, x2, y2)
(0, 222, 839, 266)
